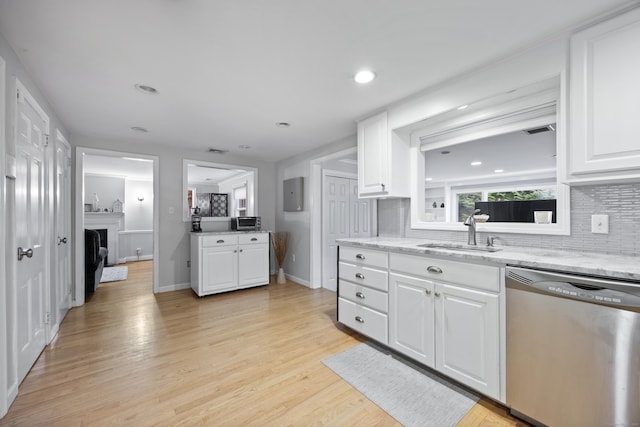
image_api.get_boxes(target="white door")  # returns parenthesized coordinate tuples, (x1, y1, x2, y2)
(322, 175, 350, 292)
(202, 245, 238, 293)
(349, 179, 371, 238)
(15, 81, 49, 383)
(53, 131, 72, 332)
(238, 243, 269, 288)
(389, 273, 435, 367)
(434, 283, 500, 399)
(323, 175, 373, 291)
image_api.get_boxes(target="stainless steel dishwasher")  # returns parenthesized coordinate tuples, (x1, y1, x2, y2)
(506, 266, 640, 427)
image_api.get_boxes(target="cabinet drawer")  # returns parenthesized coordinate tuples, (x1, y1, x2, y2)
(238, 233, 269, 245)
(339, 262, 388, 292)
(389, 252, 499, 292)
(201, 234, 238, 247)
(338, 298, 388, 344)
(339, 246, 388, 268)
(339, 280, 388, 313)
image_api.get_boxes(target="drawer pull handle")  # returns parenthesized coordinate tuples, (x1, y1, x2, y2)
(251, 237, 258, 241)
(427, 266, 443, 274)
(425, 289, 431, 295)
(355, 254, 366, 260)
(355, 292, 365, 299)
(217, 239, 225, 243)
(355, 316, 365, 323)
(355, 273, 365, 280)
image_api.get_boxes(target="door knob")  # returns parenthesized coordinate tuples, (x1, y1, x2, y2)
(17, 247, 33, 261)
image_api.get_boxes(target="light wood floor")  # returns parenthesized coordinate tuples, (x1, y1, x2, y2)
(1, 261, 527, 426)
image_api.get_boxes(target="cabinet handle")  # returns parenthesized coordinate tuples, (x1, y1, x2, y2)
(355, 316, 365, 323)
(217, 239, 225, 243)
(251, 237, 258, 241)
(239, 249, 243, 252)
(435, 291, 441, 297)
(355, 273, 365, 280)
(425, 289, 431, 295)
(234, 250, 238, 253)
(427, 266, 443, 274)
(355, 292, 365, 299)
(355, 254, 366, 260)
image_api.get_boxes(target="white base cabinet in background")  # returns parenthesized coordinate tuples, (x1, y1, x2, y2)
(191, 232, 270, 297)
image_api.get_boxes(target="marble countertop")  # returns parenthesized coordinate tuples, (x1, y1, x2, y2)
(191, 230, 270, 236)
(337, 237, 640, 282)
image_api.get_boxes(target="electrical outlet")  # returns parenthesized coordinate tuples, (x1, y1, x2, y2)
(136, 247, 142, 254)
(292, 254, 295, 262)
(168, 206, 175, 215)
(591, 214, 609, 234)
(187, 260, 191, 268)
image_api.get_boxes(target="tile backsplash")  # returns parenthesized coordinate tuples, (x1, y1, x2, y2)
(378, 183, 640, 257)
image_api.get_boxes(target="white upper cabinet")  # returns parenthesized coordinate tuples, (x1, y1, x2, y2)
(569, 7, 640, 182)
(357, 111, 410, 198)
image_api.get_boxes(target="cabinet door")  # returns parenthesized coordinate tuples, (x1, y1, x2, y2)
(435, 283, 499, 399)
(202, 245, 238, 294)
(570, 8, 640, 177)
(389, 273, 435, 367)
(357, 111, 388, 196)
(238, 243, 269, 288)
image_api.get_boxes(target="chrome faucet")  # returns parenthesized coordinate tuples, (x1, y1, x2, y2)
(464, 209, 482, 245)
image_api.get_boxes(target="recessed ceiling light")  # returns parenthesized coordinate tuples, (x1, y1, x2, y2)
(457, 105, 469, 110)
(134, 84, 158, 95)
(494, 169, 504, 173)
(425, 177, 433, 182)
(276, 122, 291, 128)
(354, 70, 376, 84)
(131, 126, 148, 133)
(238, 145, 251, 150)
(471, 161, 482, 166)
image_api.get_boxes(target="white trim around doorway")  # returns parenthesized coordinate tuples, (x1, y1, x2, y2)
(74, 147, 160, 305)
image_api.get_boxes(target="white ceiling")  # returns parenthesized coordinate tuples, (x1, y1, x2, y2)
(0, 0, 631, 162)
(84, 154, 153, 180)
(425, 127, 556, 185)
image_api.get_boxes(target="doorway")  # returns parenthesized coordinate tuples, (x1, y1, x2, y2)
(74, 148, 159, 304)
(310, 147, 376, 290)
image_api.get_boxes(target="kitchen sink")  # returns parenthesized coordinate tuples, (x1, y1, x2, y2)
(417, 243, 502, 252)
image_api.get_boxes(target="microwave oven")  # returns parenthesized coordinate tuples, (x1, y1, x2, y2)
(231, 216, 261, 231)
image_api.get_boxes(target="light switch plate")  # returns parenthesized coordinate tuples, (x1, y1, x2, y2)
(591, 214, 609, 234)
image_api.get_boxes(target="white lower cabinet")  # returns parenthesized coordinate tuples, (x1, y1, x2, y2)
(388, 253, 502, 401)
(434, 283, 499, 399)
(389, 273, 435, 367)
(191, 232, 270, 296)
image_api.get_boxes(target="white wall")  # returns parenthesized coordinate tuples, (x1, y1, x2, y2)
(124, 179, 153, 231)
(73, 135, 277, 292)
(84, 175, 124, 212)
(275, 135, 357, 286)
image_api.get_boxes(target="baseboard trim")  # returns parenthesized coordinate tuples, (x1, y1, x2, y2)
(117, 255, 153, 264)
(158, 282, 191, 293)
(285, 273, 310, 287)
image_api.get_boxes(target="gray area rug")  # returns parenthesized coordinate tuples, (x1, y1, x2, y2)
(100, 266, 128, 283)
(323, 342, 479, 427)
